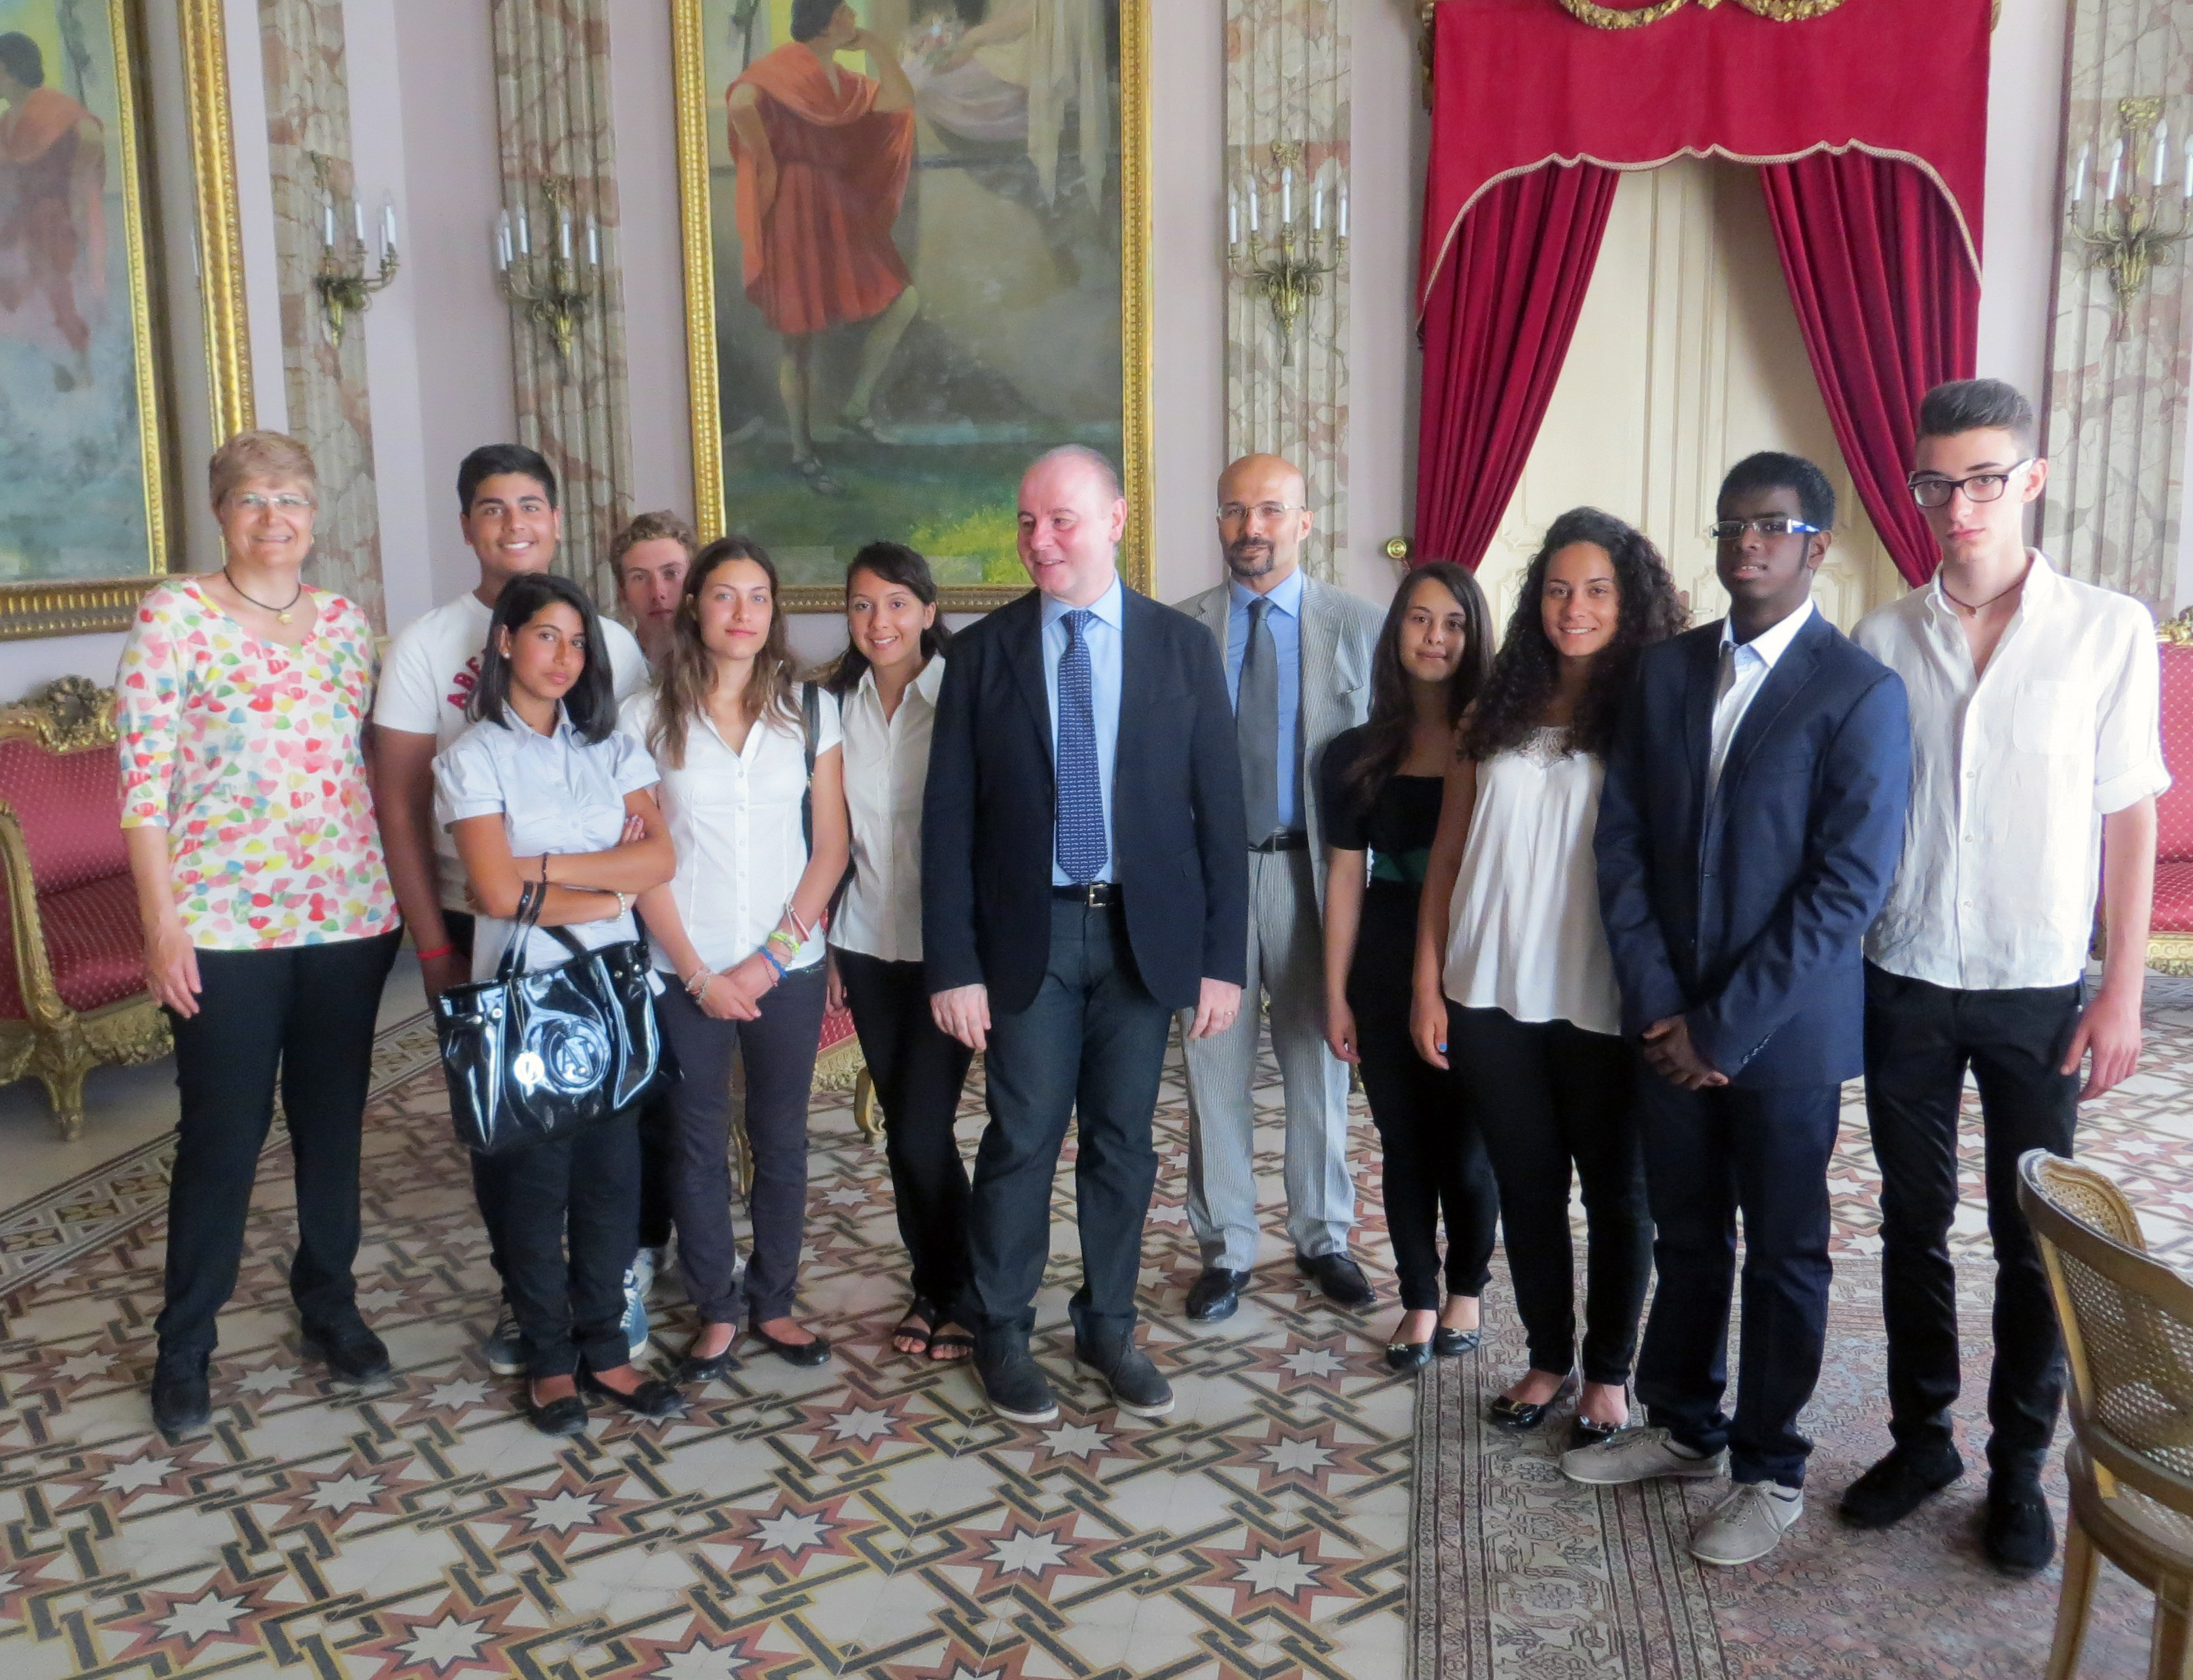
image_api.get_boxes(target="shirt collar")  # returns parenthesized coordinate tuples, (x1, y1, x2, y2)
(855, 654, 947, 709)
(1229, 566, 1305, 618)
(1041, 572, 1125, 631)
(1718, 596, 1814, 669)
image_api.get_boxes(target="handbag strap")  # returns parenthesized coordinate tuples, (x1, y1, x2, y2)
(493, 879, 550, 983)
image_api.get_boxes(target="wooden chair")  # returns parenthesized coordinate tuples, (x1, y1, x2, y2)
(2019, 1149, 2193, 1679)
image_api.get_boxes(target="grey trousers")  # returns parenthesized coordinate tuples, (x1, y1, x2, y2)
(1183, 845, 1354, 1270)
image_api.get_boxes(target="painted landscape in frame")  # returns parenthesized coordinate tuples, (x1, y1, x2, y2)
(675, 0, 1149, 606)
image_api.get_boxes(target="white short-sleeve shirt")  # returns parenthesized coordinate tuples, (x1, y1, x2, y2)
(618, 686, 841, 976)
(378, 590, 648, 911)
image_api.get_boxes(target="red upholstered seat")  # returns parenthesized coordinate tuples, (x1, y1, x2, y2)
(2156, 646, 2193, 939)
(818, 1000, 858, 1056)
(35, 874, 149, 1014)
(0, 736, 130, 895)
(2154, 862, 2193, 937)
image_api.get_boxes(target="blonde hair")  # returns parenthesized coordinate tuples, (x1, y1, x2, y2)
(612, 509, 699, 574)
(209, 430, 319, 509)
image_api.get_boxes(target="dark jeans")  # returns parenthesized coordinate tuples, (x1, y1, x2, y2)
(1346, 887, 1496, 1312)
(655, 963, 828, 1324)
(157, 930, 401, 1359)
(969, 897, 1172, 1354)
(1447, 1003, 1648, 1384)
(1863, 962, 2083, 1482)
(837, 947, 975, 1319)
(477, 1108, 640, 1376)
(1636, 1076, 1839, 1488)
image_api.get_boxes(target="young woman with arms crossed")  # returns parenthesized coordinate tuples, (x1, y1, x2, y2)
(1413, 510, 1685, 1448)
(1320, 563, 1501, 1374)
(623, 538, 852, 1377)
(435, 572, 681, 1435)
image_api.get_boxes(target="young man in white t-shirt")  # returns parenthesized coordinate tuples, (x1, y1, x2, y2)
(374, 444, 650, 1371)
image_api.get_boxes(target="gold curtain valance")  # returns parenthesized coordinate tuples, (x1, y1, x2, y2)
(1557, 0, 1850, 26)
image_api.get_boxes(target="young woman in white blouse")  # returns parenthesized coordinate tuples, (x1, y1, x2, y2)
(623, 537, 852, 1376)
(1411, 509, 1686, 1450)
(825, 543, 975, 1363)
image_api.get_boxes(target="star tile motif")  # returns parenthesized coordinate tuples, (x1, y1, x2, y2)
(156, 1590, 247, 1643)
(306, 1471, 385, 1513)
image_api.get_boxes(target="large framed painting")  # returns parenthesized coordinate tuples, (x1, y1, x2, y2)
(672, 0, 1151, 610)
(0, 0, 251, 640)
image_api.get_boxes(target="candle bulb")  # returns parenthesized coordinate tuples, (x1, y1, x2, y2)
(322, 196, 336, 251)
(496, 209, 512, 271)
(2071, 144, 2088, 204)
(2181, 135, 2190, 200)
(2107, 137, 2124, 202)
(586, 214, 599, 269)
(352, 197, 366, 247)
(516, 207, 531, 258)
(559, 207, 572, 264)
(1248, 183, 1260, 235)
(381, 193, 396, 259)
(2157, 120, 2171, 188)
(1338, 181, 1348, 241)
(1282, 166, 1293, 227)
(1314, 181, 1324, 232)
(1227, 188, 1238, 249)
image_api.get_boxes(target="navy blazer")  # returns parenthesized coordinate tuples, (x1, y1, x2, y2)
(921, 586, 1249, 1014)
(1594, 609, 1911, 1088)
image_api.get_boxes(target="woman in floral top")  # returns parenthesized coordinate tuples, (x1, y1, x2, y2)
(117, 430, 402, 1444)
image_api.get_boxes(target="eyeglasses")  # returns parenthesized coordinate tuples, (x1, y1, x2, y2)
(1705, 516, 1823, 543)
(234, 493, 315, 514)
(1217, 502, 1307, 525)
(1905, 461, 2035, 509)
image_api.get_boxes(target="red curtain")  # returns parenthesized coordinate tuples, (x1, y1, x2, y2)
(1757, 152, 1980, 587)
(1413, 163, 1619, 570)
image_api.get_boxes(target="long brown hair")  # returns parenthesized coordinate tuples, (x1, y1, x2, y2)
(648, 535, 800, 770)
(1341, 563, 1495, 811)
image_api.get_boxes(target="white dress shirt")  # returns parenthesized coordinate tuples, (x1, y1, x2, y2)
(832, 656, 945, 964)
(1852, 551, 2170, 991)
(1708, 598, 1816, 803)
(618, 687, 841, 976)
(1040, 574, 1125, 885)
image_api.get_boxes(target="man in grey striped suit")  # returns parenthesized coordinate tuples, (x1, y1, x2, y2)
(1174, 455, 1386, 1322)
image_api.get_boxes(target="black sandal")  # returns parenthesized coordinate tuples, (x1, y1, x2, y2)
(927, 1328, 976, 1363)
(892, 1299, 938, 1357)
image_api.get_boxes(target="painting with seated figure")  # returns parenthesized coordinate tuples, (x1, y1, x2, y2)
(674, 0, 1149, 604)
(0, 0, 166, 595)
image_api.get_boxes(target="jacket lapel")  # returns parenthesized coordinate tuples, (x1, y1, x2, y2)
(1298, 578, 1343, 752)
(1006, 593, 1054, 767)
(1684, 628, 1719, 814)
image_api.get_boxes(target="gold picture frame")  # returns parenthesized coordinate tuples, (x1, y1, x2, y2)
(671, 0, 1153, 612)
(0, 0, 253, 640)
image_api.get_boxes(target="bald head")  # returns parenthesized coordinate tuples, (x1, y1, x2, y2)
(1216, 454, 1312, 591)
(1019, 446, 1128, 606)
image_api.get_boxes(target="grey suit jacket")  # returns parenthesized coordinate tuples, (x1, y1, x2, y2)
(1174, 571, 1384, 908)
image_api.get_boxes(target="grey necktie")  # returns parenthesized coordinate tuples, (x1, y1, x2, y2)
(1715, 640, 1740, 705)
(1238, 596, 1280, 843)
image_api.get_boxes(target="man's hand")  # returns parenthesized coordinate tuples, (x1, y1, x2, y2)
(932, 983, 991, 1052)
(1189, 979, 1242, 1041)
(2063, 985, 2142, 1099)
(1642, 1015, 1728, 1091)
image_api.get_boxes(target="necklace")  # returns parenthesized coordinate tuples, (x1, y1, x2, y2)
(1940, 562, 2031, 616)
(222, 566, 304, 624)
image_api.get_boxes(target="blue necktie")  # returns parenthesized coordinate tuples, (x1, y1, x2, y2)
(1056, 608, 1108, 884)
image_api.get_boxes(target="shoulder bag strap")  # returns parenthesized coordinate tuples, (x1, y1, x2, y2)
(493, 879, 549, 983)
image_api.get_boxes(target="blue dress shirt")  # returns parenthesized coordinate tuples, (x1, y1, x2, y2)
(1225, 567, 1304, 831)
(1042, 574, 1125, 884)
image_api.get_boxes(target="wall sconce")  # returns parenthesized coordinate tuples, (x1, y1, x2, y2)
(309, 152, 397, 347)
(2070, 97, 2191, 340)
(1227, 141, 1347, 368)
(497, 177, 602, 370)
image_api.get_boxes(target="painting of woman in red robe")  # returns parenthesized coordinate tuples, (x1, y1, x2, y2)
(0, 30, 104, 392)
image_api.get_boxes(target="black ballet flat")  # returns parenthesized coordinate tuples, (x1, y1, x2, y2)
(1566, 1414, 1623, 1452)
(750, 1323, 833, 1369)
(1433, 1326, 1481, 1358)
(578, 1369, 684, 1418)
(1384, 1340, 1434, 1374)
(524, 1390, 589, 1437)
(676, 1334, 740, 1384)
(1487, 1376, 1576, 1431)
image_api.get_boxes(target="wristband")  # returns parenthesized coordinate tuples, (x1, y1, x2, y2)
(684, 966, 713, 998)
(765, 928, 799, 956)
(758, 948, 788, 982)
(414, 943, 455, 962)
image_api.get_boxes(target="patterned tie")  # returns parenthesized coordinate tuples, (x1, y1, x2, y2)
(1056, 608, 1108, 884)
(1237, 596, 1280, 843)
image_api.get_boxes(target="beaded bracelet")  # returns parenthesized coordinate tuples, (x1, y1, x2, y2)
(684, 966, 713, 998)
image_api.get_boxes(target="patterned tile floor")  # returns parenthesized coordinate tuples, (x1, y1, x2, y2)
(3, 979, 2191, 1679)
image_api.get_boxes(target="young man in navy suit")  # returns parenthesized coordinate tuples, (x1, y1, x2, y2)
(1566, 453, 1911, 1567)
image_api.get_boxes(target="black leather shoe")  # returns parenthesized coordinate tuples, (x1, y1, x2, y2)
(1384, 1340, 1433, 1375)
(1296, 1251, 1375, 1311)
(150, 1352, 212, 1441)
(1487, 1376, 1575, 1431)
(1187, 1267, 1249, 1322)
(1075, 1339, 1175, 1417)
(750, 1323, 832, 1368)
(1566, 1415, 1621, 1452)
(524, 1389, 589, 1437)
(976, 1342, 1060, 1424)
(1983, 1477, 2056, 1575)
(302, 1323, 392, 1384)
(676, 1333, 741, 1384)
(1433, 1326, 1481, 1357)
(580, 1370, 685, 1418)
(1838, 1444, 1965, 1529)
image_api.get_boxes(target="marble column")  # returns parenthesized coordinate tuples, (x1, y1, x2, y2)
(2044, 1, 2193, 610)
(257, 0, 383, 627)
(1225, 0, 1350, 583)
(490, 0, 633, 610)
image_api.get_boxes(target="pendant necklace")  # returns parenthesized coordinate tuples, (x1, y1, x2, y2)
(222, 566, 304, 625)
(1940, 559, 2032, 616)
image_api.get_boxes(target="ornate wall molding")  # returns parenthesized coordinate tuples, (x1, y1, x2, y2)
(490, 0, 633, 610)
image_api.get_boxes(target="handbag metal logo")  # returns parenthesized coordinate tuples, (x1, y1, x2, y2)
(514, 1009, 613, 1093)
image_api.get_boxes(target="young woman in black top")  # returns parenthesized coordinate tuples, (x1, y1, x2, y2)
(1320, 563, 1500, 1373)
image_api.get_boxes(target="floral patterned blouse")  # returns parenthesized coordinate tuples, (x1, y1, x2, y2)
(115, 577, 398, 950)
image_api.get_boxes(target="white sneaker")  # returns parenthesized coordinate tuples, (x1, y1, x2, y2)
(482, 1304, 524, 1377)
(1689, 1479, 1804, 1566)
(620, 1251, 654, 1363)
(1560, 1425, 1728, 1486)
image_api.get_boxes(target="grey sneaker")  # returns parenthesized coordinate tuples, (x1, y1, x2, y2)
(1689, 1479, 1804, 1566)
(1560, 1425, 1728, 1486)
(482, 1304, 525, 1376)
(621, 1251, 654, 1362)
(1074, 1340, 1175, 1418)
(976, 1346, 1060, 1425)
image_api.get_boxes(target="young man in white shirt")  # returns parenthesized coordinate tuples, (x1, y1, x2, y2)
(1842, 379, 2167, 1575)
(374, 444, 650, 1371)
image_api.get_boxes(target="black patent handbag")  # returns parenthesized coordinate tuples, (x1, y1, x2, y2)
(431, 890, 673, 1156)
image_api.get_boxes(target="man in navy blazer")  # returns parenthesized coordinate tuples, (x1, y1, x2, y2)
(924, 446, 1248, 1426)
(1564, 452, 1910, 1569)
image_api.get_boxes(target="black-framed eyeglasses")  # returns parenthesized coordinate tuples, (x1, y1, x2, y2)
(1906, 460, 2035, 509)
(1705, 516, 1823, 544)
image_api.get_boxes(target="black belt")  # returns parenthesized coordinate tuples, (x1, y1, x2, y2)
(1250, 831, 1308, 853)
(1053, 881, 1122, 907)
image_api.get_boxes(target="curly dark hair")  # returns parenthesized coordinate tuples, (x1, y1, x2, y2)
(1460, 508, 1687, 763)
(1339, 563, 1494, 812)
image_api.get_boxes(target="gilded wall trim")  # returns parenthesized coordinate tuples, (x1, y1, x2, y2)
(179, 0, 254, 440)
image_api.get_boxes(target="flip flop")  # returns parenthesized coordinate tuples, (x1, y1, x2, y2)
(892, 1299, 938, 1357)
(927, 1329, 975, 1363)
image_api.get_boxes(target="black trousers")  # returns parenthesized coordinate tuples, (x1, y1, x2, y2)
(476, 1109, 640, 1376)
(655, 964, 828, 1324)
(1635, 1076, 1839, 1488)
(1447, 1003, 1649, 1384)
(1346, 886, 1496, 1312)
(1863, 962, 2082, 1481)
(969, 897, 1172, 1352)
(837, 947, 975, 1319)
(157, 930, 401, 1359)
